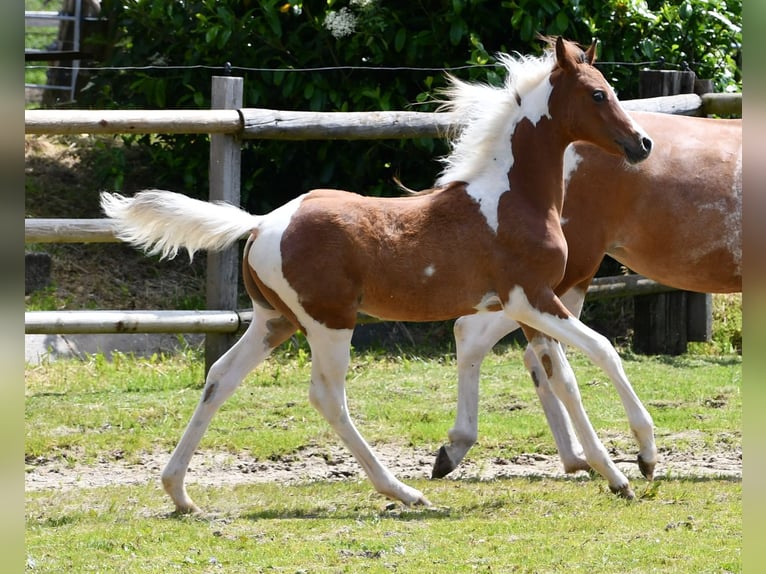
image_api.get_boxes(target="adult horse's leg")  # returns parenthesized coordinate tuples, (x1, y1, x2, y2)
(162, 304, 296, 514)
(523, 287, 590, 473)
(432, 312, 520, 478)
(306, 323, 431, 506)
(508, 288, 657, 497)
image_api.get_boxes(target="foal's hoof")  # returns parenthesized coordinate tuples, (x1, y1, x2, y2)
(431, 446, 457, 479)
(171, 503, 202, 516)
(609, 484, 636, 500)
(562, 459, 592, 474)
(637, 454, 655, 481)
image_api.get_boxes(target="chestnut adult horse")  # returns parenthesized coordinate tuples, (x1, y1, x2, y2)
(433, 110, 742, 480)
(101, 37, 654, 514)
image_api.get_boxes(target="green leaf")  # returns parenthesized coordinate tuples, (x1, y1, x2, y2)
(218, 28, 232, 49)
(395, 28, 406, 53)
(554, 11, 569, 33)
(449, 19, 465, 46)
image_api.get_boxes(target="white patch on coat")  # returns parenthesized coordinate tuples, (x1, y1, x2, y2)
(247, 194, 312, 317)
(560, 145, 584, 227)
(435, 51, 557, 233)
(423, 264, 436, 278)
(474, 291, 502, 312)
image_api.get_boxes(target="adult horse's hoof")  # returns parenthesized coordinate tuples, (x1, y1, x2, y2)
(637, 454, 655, 481)
(609, 483, 636, 500)
(431, 446, 457, 479)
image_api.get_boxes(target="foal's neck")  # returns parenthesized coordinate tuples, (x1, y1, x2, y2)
(508, 116, 570, 215)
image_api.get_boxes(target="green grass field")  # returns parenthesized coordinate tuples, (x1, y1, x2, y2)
(25, 343, 741, 572)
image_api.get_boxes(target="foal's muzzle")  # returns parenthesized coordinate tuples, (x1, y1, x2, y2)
(624, 136, 653, 164)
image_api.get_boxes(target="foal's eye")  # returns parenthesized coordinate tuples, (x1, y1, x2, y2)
(592, 90, 606, 102)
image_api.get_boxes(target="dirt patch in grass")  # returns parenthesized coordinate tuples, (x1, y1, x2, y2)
(25, 434, 741, 494)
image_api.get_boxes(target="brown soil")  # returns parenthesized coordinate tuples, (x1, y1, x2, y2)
(25, 434, 741, 493)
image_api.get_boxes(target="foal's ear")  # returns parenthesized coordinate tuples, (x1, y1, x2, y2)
(555, 36, 598, 70)
(584, 39, 598, 65)
(554, 36, 581, 71)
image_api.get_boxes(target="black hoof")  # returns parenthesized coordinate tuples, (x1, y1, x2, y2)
(609, 484, 635, 500)
(637, 454, 655, 481)
(431, 446, 456, 479)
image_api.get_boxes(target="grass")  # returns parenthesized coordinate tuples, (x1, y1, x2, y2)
(25, 344, 742, 572)
(26, 479, 741, 573)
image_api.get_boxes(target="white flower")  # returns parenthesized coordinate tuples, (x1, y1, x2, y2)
(324, 7, 357, 39)
(350, 0, 376, 8)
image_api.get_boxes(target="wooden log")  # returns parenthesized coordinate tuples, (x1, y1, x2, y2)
(205, 76, 244, 372)
(24, 109, 242, 135)
(639, 69, 697, 98)
(633, 291, 689, 355)
(240, 108, 458, 140)
(25, 310, 246, 334)
(25, 218, 118, 243)
(686, 292, 713, 342)
(25, 93, 715, 138)
(585, 274, 675, 299)
(621, 93, 703, 116)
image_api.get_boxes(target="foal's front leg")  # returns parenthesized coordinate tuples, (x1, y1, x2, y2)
(307, 324, 431, 507)
(434, 309, 589, 478)
(523, 287, 591, 473)
(511, 298, 656, 496)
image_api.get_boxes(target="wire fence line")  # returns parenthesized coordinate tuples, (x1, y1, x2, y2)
(24, 58, 680, 75)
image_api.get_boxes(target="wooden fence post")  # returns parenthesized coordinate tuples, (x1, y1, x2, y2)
(632, 67, 713, 354)
(206, 74, 243, 373)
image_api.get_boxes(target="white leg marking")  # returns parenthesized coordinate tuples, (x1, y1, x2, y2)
(306, 324, 430, 506)
(526, 335, 632, 494)
(435, 313, 521, 475)
(506, 286, 656, 494)
(526, 288, 589, 472)
(161, 306, 284, 513)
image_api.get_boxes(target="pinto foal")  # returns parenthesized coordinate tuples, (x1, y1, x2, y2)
(102, 37, 653, 513)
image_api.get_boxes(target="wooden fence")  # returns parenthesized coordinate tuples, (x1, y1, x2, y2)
(24, 76, 741, 368)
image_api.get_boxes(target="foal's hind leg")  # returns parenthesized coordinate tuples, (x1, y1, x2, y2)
(161, 306, 296, 514)
(306, 324, 431, 507)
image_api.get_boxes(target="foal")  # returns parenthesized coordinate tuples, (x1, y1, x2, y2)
(102, 37, 653, 513)
(433, 110, 742, 478)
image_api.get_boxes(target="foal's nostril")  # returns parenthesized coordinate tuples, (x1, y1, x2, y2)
(642, 137, 653, 154)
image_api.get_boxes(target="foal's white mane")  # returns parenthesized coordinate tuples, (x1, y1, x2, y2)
(435, 49, 556, 186)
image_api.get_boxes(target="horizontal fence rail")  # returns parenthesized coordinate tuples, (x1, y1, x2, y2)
(25, 310, 250, 335)
(24, 93, 741, 138)
(25, 109, 243, 135)
(24, 274, 675, 335)
(26, 218, 117, 243)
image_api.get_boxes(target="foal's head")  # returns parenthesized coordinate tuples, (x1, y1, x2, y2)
(548, 37, 652, 164)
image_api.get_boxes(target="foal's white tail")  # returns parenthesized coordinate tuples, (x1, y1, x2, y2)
(100, 190, 259, 260)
